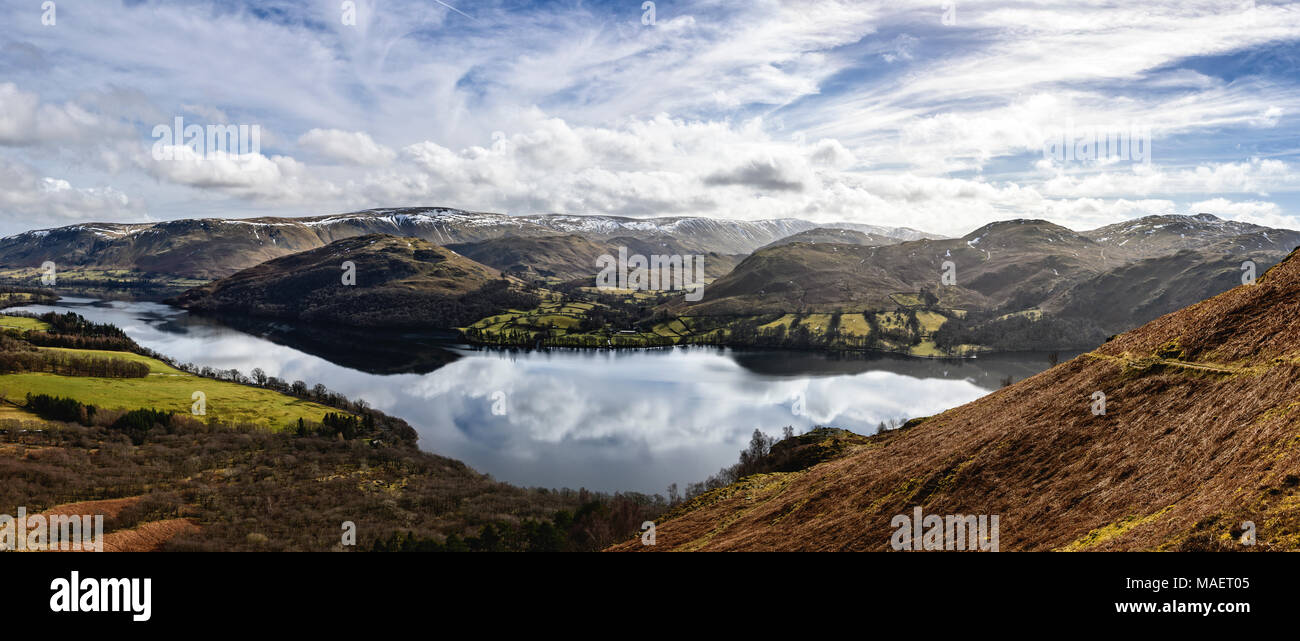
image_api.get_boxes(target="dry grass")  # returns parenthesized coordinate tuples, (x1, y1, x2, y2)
(98, 519, 201, 552)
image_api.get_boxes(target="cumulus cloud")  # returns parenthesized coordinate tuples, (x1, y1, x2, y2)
(298, 129, 396, 166)
(143, 144, 344, 205)
(704, 157, 807, 192)
(1187, 198, 1293, 229)
(0, 158, 140, 225)
(0, 83, 124, 146)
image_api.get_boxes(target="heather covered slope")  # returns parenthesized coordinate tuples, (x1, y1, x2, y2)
(171, 234, 537, 328)
(611, 250, 1300, 551)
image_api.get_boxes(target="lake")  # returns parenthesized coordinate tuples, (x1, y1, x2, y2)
(11, 298, 1068, 494)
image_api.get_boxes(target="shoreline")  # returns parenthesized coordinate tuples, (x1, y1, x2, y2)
(16, 294, 1085, 362)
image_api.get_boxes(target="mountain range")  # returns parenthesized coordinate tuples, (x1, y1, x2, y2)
(681, 214, 1300, 347)
(0, 208, 934, 280)
(4, 208, 1297, 352)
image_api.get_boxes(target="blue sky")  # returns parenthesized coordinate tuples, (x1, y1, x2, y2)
(0, 0, 1297, 236)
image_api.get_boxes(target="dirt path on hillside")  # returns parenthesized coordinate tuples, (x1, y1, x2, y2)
(39, 496, 141, 520)
(34, 497, 201, 552)
(99, 519, 200, 552)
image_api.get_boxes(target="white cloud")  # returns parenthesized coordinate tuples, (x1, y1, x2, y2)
(142, 145, 343, 205)
(298, 129, 396, 166)
(0, 83, 124, 146)
(1187, 198, 1292, 228)
(0, 158, 140, 224)
(1038, 159, 1296, 198)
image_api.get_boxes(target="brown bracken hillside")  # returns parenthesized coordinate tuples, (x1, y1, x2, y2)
(611, 249, 1300, 551)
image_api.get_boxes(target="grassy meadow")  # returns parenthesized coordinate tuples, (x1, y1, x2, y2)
(0, 335, 340, 430)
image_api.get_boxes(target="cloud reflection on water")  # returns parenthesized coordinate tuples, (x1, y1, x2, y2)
(17, 300, 1019, 493)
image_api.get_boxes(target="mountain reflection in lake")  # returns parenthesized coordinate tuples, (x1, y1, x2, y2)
(12, 298, 1070, 494)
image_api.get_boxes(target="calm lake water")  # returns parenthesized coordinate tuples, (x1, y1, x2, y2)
(13, 298, 1067, 494)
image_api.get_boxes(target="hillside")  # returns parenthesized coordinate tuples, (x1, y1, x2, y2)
(757, 227, 900, 250)
(679, 215, 1299, 350)
(1083, 213, 1300, 259)
(447, 233, 743, 283)
(446, 234, 616, 281)
(170, 234, 537, 328)
(0, 310, 362, 433)
(610, 249, 1300, 551)
(681, 219, 1108, 315)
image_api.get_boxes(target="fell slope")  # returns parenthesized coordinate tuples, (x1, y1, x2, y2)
(1084, 213, 1300, 259)
(612, 249, 1300, 551)
(447, 233, 743, 283)
(757, 227, 900, 250)
(682, 215, 1299, 346)
(170, 234, 533, 328)
(446, 234, 614, 281)
(684, 219, 1102, 315)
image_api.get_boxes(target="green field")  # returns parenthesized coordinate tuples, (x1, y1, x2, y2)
(799, 313, 834, 331)
(0, 267, 206, 286)
(0, 268, 207, 296)
(875, 311, 908, 330)
(0, 315, 52, 332)
(0, 347, 340, 430)
(574, 287, 660, 301)
(38, 346, 181, 373)
(838, 313, 872, 337)
(889, 293, 925, 307)
(915, 310, 948, 333)
(995, 309, 1043, 322)
(459, 289, 985, 357)
(0, 292, 43, 305)
(651, 318, 691, 337)
(465, 295, 677, 346)
(758, 314, 798, 331)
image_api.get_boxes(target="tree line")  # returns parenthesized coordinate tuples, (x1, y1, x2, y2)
(5, 310, 141, 352)
(25, 393, 97, 424)
(370, 493, 665, 552)
(22, 393, 177, 445)
(933, 310, 1108, 353)
(0, 348, 150, 378)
